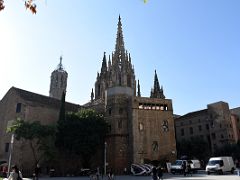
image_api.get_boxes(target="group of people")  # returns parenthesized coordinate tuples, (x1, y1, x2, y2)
(7, 165, 22, 180)
(5, 164, 41, 180)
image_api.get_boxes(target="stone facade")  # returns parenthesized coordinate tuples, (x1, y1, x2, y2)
(86, 16, 176, 173)
(0, 87, 80, 174)
(230, 107, 240, 143)
(175, 101, 235, 154)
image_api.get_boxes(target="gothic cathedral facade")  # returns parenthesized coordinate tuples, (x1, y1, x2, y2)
(87, 16, 176, 173)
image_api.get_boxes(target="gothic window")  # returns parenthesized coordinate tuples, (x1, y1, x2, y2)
(127, 75, 131, 87)
(211, 133, 216, 140)
(97, 84, 100, 96)
(164, 105, 168, 110)
(119, 73, 121, 85)
(181, 128, 185, 136)
(61, 75, 63, 87)
(108, 108, 112, 116)
(16, 103, 21, 113)
(160, 105, 164, 111)
(139, 104, 143, 109)
(152, 141, 158, 152)
(139, 123, 144, 131)
(162, 120, 169, 132)
(119, 108, 123, 114)
(118, 119, 122, 129)
(190, 127, 193, 135)
(198, 125, 202, 131)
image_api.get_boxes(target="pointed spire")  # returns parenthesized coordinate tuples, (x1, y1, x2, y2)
(115, 15, 125, 57)
(57, 56, 64, 70)
(137, 79, 141, 97)
(150, 70, 165, 99)
(101, 52, 107, 73)
(91, 88, 94, 103)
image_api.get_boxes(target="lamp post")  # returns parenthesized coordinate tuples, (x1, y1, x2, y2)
(7, 133, 14, 177)
(104, 142, 107, 176)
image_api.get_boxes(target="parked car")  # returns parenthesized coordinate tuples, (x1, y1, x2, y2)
(170, 159, 201, 174)
(206, 156, 235, 175)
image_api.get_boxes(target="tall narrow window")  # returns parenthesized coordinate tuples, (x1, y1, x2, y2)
(139, 123, 144, 131)
(16, 103, 21, 113)
(5, 143, 9, 152)
(190, 127, 193, 135)
(118, 120, 122, 129)
(181, 128, 185, 136)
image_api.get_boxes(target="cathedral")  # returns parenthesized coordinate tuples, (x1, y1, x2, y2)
(85, 16, 176, 173)
(0, 16, 176, 175)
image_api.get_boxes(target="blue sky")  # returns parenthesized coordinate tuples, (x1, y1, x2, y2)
(0, 0, 239, 115)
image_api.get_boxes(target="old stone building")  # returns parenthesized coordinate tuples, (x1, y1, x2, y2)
(0, 60, 80, 174)
(85, 16, 176, 173)
(175, 101, 236, 154)
(0, 16, 176, 175)
(230, 107, 240, 143)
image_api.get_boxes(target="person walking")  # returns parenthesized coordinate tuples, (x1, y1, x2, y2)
(8, 165, 22, 180)
(107, 169, 114, 180)
(152, 167, 158, 180)
(34, 164, 40, 180)
(157, 166, 163, 180)
(182, 161, 187, 176)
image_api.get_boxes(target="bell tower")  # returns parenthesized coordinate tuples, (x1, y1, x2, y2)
(49, 56, 68, 99)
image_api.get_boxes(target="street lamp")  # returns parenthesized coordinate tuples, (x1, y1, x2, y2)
(104, 142, 107, 176)
(7, 133, 14, 177)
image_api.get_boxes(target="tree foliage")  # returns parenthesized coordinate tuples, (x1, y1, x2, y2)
(8, 118, 56, 165)
(214, 141, 240, 160)
(55, 109, 109, 168)
(177, 136, 211, 162)
(0, 0, 37, 13)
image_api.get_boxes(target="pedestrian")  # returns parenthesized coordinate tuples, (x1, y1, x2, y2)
(8, 165, 23, 180)
(96, 167, 100, 180)
(182, 161, 186, 176)
(157, 166, 163, 180)
(34, 164, 40, 180)
(107, 169, 114, 180)
(186, 161, 192, 176)
(152, 167, 158, 180)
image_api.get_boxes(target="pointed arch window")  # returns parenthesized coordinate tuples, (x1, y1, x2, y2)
(127, 75, 131, 87)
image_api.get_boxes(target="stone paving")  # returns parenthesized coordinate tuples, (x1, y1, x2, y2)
(22, 172, 240, 180)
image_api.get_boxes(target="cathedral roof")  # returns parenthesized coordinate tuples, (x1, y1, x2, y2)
(9, 87, 80, 111)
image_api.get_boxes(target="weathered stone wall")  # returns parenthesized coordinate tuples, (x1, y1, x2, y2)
(132, 97, 176, 164)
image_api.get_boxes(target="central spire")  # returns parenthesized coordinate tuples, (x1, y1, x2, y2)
(115, 15, 125, 56)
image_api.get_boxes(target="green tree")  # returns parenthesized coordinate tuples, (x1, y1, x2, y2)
(177, 136, 211, 162)
(214, 142, 240, 160)
(8, 118, 56, 166)
(55, 109, 109, 168)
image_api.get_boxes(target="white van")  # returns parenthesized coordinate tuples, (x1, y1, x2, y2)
(206, 156, 235, 175)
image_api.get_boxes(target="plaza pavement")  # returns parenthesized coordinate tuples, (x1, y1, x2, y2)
(22, 172, 240, 180)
